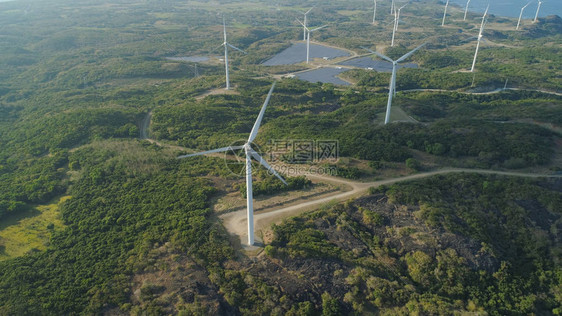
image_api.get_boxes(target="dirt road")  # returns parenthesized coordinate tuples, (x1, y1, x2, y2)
(139, 110, 562, 246)
(221, 168, 562, 245)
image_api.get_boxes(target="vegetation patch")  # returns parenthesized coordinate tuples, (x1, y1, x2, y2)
(0, 196, 70, 261)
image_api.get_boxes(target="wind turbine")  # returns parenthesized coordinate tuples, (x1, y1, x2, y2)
(297, 19, 327, 64)
(442, 0, 450, 26)
(517, 1, 532, 30)
(534, 0, 543, 23)
(372, 0, 377, 24)
(302, 6, 315, 41)
(362, 43, 426, 124)
(464, 0, 471, 20)
(391, 4, 407, 47)
(471, 5, 488, 73)
(177, 82, 286, 246)
(391, 9, 398, 46)
(395, 4, 407, 32)
(222, 17, 246, 90)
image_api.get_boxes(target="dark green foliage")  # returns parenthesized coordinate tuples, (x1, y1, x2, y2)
(0, 153, 67, 219)
(402, 90, 562, 125)
(386, 174, 562, 267)
(0, 144, 231, 314)
(405, 158, 420, 171)
(332, 165, 362, 179)
(268, 174, 562, 315)
(321, 292, 340, 316)
(360, 207, 384, 226)
(240, 172, 312, 197)
(271, 218, 349, 260)
(0, 0, 560, 314)
(0, 107, 143, 220)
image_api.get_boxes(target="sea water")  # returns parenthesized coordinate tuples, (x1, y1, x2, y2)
(449, 0, 561, 18)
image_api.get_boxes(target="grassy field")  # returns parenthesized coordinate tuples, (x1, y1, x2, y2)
(0, 196, 70, 261)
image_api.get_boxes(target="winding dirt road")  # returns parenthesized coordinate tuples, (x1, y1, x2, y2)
(221, 168, 562, 245)
(400, 87, 562, 97)
(138, 107, 562, 246)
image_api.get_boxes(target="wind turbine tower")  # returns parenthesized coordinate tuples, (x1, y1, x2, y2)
(222, 17, 246, 90)
(177, 83, 286, 246)
(396, 4, 406, 33)
(471, 5, 488, 73)
(517, 1, 532, 30)
(302, 7, 314, 41)
(372, 0, 377, 24)
(298, 19, 327, 64)
(363, 43, 426, 124)
(464, 0, 471, 20)
(442, 0, 450, 26)
(534, 0, 543, 23)
(391, 9, 397, 46)
(391, 4, 407, 47)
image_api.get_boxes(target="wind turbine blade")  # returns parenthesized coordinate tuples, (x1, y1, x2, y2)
(362, 47, 394, 63)
(249, 150, 288, 185)
(305, 6, 315, 15)
(384, 18, 396, 26)
(296, 18, 306, 27)
(227, 43, 247, 54)
(223, 17, 227, 42)
(310, 25, 327, 32)
(177, 146, 244, 159)
(248, 82, 276, 143)
(213, 44, 225, 52)
(396, 42, 426, 63)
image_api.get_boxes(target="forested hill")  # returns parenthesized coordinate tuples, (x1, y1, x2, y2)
(253, 174, 562, 315)
(0, 0, 561, 314)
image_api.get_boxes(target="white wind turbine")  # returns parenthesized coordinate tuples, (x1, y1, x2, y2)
(395, 3, 407, 33)
(362, 43, 426, 124)
(391, 9, 398, 46)
(391, 4, 407, 47)
(301, 6, 315, 41)
(222, 17, 246, 90)
(297, 19, 327, 64)
(534, 0, 543, 23)
(177, 82, 286, 246)
(372, 0, 377, 24)
(471, 5, 488, 73)
(517, 1, 532, 30)
(464, 0, 471, 20)
(442, 0, 450, 26)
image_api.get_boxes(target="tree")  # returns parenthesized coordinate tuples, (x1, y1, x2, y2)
(321, 292, 340, 316)
(406, 158, 420, 171)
